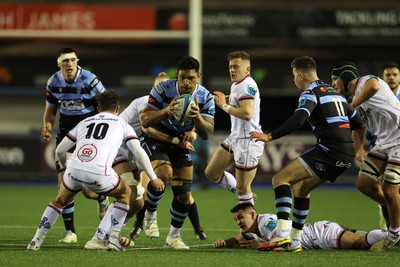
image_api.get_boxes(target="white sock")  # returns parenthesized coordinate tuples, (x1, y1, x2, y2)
(389, 226, 400, 237)
(366, 230, 388, 246)
(238, 193, 254, 205)
(216, 171, 237, 193)
(110, 202, 129, 232)
(94, 202, 115, 240)
(145, 210, 157, 219)
(36, 204, 62, 236)
(168, 225, 181, 238)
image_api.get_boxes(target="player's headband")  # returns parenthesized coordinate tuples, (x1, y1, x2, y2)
(57, 53, 78, 64)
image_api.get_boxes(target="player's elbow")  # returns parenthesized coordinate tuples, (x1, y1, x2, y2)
(140, 114, 151, 128)
(241, 110, 253, 121)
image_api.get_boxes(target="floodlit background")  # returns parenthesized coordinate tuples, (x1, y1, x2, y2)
(1, 0, 399, 185)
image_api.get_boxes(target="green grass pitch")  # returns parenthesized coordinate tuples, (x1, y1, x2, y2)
(0, 184, 399, 266)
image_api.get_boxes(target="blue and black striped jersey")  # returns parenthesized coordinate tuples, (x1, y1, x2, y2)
(147, 79, 215, 135)
(271, 80, 362, 157)
(45, 66, 106, 117)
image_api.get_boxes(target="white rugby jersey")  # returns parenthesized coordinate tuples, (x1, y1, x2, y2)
(241, 214, 342, 250)
(229, 75, 262, 138)
(354, 75, 400, 146)
(119, 95, 148, 135)
(241, 213, 278, 242)
(66, 112, 137, 174)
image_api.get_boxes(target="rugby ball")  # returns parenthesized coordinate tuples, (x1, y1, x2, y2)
(174, 94, 196, 124)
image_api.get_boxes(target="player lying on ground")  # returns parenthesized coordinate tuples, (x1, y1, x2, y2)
(213, 203, 387, 252)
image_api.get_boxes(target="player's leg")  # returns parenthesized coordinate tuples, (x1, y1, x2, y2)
(28, 177, 78, 251)
(339, 230, 387, 250)
(259, 158, 316, 252)
(188, 193, 207, 240)
(144, 160, 172, 238)
(166, 165, 193, 249)
(56, 169, 78, 244)
(233, 138, 264, 204)
(103, 178, 131, 251)
(235, 169, 257, 205)
(204, 144, 236, 193)
(382, 163, 400, 250)
(357, 153, 389, 228)
(81, 188, 109, 220)
(131, 171, 150, 240)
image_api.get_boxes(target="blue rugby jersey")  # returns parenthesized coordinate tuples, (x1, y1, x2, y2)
(45, 66, 106, 116)
(296, 80, 361, 155)
(146, 79, 215, 135)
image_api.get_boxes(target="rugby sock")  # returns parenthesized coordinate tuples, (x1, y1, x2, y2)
(188, 201, 201, 232)
(366, 230, 388, 246)
(146, 182, 165, 213)
(94, 202, 115, 240)
(274, 185, 292, 220)
(388, 226, 400, 237)
(96, 194, 107, 203)
(61, 200, 75, 233)
(168, 225, 181, 238)
(134, 203, 147, 229)
(170, 198, 189, 229)
(216, 171, 237, 194)
(37, 204, 62, 236)
(238, 193, 254, 205)
(292, 197, 310, 231)
(111, 202, 129, 232)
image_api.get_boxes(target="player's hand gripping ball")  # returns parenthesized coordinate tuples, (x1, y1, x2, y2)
(173, 94, 196, 125)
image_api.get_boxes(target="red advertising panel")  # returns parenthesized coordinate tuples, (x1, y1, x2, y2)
(0, 4, 155, 30)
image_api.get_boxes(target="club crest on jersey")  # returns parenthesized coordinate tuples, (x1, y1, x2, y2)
(315, 162, 326, 172)
(76, 87, 81, 94)
(247, 85, 256, 96)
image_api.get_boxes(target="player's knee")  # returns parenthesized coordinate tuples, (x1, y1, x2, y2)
(135, 183, 145, 200)
(359, 158, 381, 182)
(171, 178, 192, 204)
(154, 163, 173, 182)
(383, 168, 400, 185)
(120, 172, 136, 186)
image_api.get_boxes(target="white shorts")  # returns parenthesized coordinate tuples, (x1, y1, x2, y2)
(223, 135, 264, 169)
(301, 221, 346, 249)
(62, 167, 120, 194)
(114, 144, 139, 172)
(367, 142, 400, 183)
(369, 141, 400, 163)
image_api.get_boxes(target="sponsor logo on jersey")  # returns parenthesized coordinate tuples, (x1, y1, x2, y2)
(265, 219, 277, 231)
(77, 144, 97, 162)
(299, 96, 307, 106)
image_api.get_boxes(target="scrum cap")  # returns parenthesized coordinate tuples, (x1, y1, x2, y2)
(331, 61, 359, 92)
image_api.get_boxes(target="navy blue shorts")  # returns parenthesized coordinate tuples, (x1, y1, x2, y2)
(140, 134, 193, 169)
(299, 144, 353, 182)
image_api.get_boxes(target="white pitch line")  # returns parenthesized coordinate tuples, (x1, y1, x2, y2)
(3, 225, 237, 232)
(122, 243, 215, 250)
